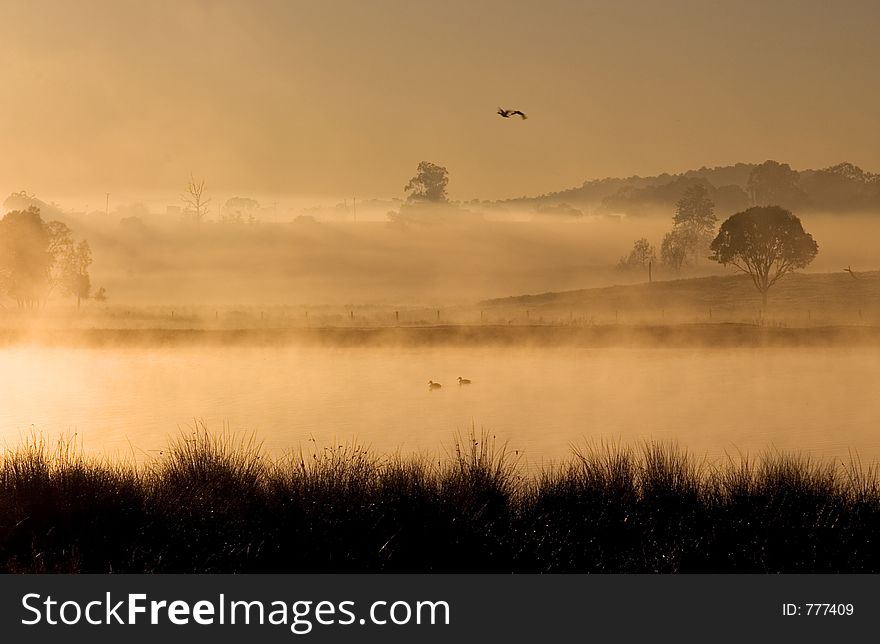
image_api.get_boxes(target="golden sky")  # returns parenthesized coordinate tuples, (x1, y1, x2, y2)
(0, 0, 878, 202)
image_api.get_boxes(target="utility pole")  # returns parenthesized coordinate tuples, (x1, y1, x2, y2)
(353, 196, 357, 222)
(105, 193, 110, 217)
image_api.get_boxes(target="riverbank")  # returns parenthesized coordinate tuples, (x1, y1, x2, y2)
(2, 323, 880, 348)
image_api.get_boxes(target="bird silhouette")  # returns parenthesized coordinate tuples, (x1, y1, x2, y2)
(844, 266, 859, 279)
(428, 380, 442, 389)
(457, 377, 472, 385)
(497, 108, 527, 120)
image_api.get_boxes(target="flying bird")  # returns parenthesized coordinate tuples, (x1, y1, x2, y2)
(844, 266, 859, 279)
(497, 108, 527, 120)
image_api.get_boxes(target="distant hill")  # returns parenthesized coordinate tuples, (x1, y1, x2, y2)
(600, 175, 749, 218)
(482, 270, 880, 325)
(502, 161, 880, 219)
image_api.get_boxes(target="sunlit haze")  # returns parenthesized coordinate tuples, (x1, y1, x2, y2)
(2, 0, 880, 577)
(0, 0, 878, 202)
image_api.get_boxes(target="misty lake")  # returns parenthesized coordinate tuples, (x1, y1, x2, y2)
(1, 345, 878, 465)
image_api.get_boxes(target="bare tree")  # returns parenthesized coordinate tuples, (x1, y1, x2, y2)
(182, 174, 211, 223)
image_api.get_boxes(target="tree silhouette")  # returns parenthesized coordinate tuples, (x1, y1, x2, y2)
(45, 220, 74, 292)
(0, 207, 84, 308)
(669, 183, 716, 266)
(60, 240, 92, 309)
(674, 184, 715, 233)
(404, 162, 448, 203)
(0, 207, 92, 308)
(618, 238, 656, 277)
(660, 228, 691, 273)
(709, 206, 818, 306)
(747, 161, 803, 207)
(221, 197, 260, 224)
(800, 162, 880, 211)
(182, 175, 211, 223)
(0, 207, 53, 307)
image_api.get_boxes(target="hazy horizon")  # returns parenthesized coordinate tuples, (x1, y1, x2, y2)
(1, 0, 878, 203)
(5, 157, 879, 220)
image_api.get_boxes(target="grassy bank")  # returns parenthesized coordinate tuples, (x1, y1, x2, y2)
(2, 432, 878, 573)
(485, 271, 880, 325)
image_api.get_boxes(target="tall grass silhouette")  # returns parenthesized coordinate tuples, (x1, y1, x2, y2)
(1, 429, 878, 573)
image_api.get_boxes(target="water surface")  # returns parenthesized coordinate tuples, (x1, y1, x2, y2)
(1, 345, 877, 465)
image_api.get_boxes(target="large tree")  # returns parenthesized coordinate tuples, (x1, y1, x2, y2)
(0, 206, 89, 308)
(404, 162, 449, 203)
(709, 206, 818, 306)
(0, 207, 54, 307)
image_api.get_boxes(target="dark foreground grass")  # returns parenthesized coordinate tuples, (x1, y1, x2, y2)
(1, 432, 879, 573)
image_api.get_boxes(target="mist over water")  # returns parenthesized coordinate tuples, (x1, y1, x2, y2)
(3, 344, 878, 465)
(3, 180, 880, 471)
(3, 201, 880, 465)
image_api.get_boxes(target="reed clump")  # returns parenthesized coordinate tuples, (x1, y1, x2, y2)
(1, 430, 878, 573)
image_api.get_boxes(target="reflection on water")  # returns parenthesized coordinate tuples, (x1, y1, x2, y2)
(0, 345, 878, 465)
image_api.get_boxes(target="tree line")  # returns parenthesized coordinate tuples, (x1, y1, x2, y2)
(597, 159, 880, 217)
